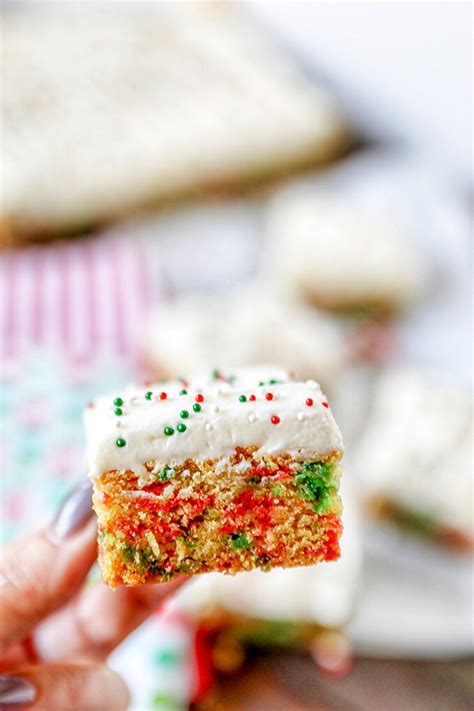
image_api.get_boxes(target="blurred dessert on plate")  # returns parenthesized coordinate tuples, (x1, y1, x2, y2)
(1, 2, 349, 245)
(144, 286, 347, 392)
(355, 369, 473, 551)
(265, 190, 427, 319)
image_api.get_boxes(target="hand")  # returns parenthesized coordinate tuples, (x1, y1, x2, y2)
(0, 482, 186, 711)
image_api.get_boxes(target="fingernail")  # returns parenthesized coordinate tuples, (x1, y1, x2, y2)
(0, 675, 36, 709)
(49, 481, 93, 540)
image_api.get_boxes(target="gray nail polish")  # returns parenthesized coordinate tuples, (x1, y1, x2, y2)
(50, 481, 93, 540)
(0, 675, 36, 710)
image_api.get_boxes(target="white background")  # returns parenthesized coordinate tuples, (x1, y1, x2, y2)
(245, 1, 472, 183)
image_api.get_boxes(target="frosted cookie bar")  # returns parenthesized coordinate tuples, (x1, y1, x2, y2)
(266, 191, 426, 318)
(85, 367, 343, 587)
(145, 287, 347, 391)
(356, 370, 473, 551)
(1, 4, 349, 244)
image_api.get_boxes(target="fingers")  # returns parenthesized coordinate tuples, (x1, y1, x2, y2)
(35, 576, 188, 661)
(0, 662, 129, 711)
(0, 483, 96, 653)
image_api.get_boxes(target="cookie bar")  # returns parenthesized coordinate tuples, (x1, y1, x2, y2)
(1, 4, 349, 244)
(266, 191, 426, 318)
(356, 370, 473, 551)
(85, 367, 343, 587)
(145, 286, 347, 392)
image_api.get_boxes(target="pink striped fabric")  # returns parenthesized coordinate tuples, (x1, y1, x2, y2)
(0, 236, 153, 365)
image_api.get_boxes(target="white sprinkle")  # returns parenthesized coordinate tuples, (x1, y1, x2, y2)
(306, 380, 317, 389)
(296, 412, 304, 422)
(115, 420, 122, 428)
(214, 405, 220, 414)
(152, 393, 159, 402)
(205, 423, 214, 432)
(248, 414, 257, 423)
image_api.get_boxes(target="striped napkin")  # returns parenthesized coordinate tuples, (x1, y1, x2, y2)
(0, 236, 151, 366)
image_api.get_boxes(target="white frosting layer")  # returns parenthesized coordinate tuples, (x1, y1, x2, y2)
(356, 370, 473, 539)
(146, 286, 347, 390)
(85, 366, 343, 478)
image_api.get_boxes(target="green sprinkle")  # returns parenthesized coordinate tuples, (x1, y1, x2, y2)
(177, 423, 187, 433)
(116, 438, 126, 448)
(269, 378, 277, 384)
(212, 368, 221, 380)
(114, 407, 123, 416)
(145, 391, 153, 400)
(164, 426, 174, 436)
(259, 381, 265, 386)
(230, 533, 251, 550)
(180, 410, 189, 419)
(113, 397, 123, 407)
(239, 394, 247, 402)
(179, 389, 188, 396)
(192, 403, 201, 413)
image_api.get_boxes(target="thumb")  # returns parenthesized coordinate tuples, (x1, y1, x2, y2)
(0, 661, 129, 711)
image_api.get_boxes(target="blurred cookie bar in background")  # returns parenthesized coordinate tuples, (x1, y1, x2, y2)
(143, 286, 348, 393)
(355, 369, 473, 552)
(265, 190, 427, 319)
(174, 477, 361, 678)
(1, 2, 350, 245)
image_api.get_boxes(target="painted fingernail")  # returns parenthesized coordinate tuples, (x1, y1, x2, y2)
(49, 481, 93, 540)
(0, 675, 36, 709)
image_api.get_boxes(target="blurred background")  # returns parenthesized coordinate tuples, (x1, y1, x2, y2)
(0, 2, 472, 710)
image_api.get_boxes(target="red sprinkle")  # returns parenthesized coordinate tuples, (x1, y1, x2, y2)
(159, 392, 167, 400)
(249, 394, 256, 401)
(271, 415, 280, 425)
(322, 401, 329, 408)
(266, 393, 274, 401)
(306, 398, 314, 407)
(195, 393, 204, 403)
